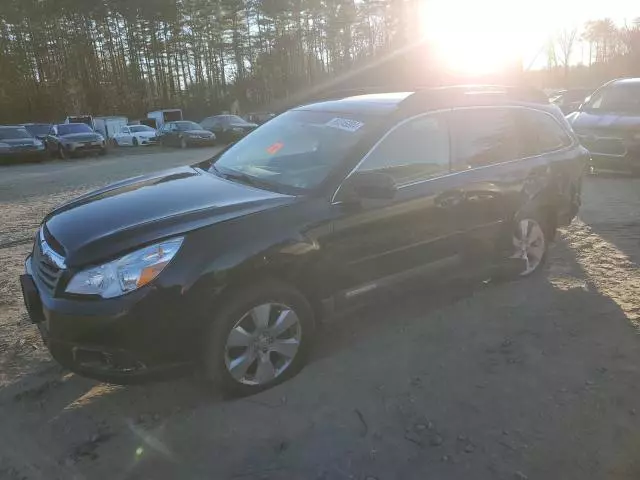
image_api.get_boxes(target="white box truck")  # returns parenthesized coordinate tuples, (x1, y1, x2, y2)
(147, 109, 183, 129)
(94, 116, 128, 140)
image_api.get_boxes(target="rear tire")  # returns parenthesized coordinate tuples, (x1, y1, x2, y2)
(202, 281, 315, 397)
(502, 213, 550, 279)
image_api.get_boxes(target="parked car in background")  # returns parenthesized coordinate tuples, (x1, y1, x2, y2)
(147, 109, 183, 130)
(200, 114, 258, 142)
(113, 125, 157, 147)
(21, 87, 585, 395)
(244, 112, 276, 125)
(0, 125, 47, 162)
(567, 78, 640, 174)
(46, 123, 106, 159)
(157, 121, 215, 148)
(549, 88, 593, 115)
(22, 123, 53, 141)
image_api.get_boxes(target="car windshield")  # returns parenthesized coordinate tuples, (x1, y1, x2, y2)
(23, 124, 51, 136)
(175, 121, 202, 131)
(130, 125, 154, 133)
(585, 84, 640, 113)
(210, 110, 375, 193)
(0, 127, 33, 140)
(58, 123, 93, 135)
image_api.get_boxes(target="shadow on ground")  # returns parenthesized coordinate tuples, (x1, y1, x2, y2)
(3, 232, 640, 480)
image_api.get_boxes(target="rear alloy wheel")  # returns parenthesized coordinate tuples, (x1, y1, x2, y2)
(510, 218, 547, 276)
(203, 283, 314, 396)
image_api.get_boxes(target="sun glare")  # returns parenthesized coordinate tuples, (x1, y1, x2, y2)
(420, 0, 545, 74)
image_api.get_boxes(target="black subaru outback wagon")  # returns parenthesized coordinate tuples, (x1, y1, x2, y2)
(21, 86, 586, 395)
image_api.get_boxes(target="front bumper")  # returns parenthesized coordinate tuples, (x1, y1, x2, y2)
(0, 150, 47, 163)
(22, 256, 195, 383)
(65, 142, 105, 155)
(186, 136, 216, 146)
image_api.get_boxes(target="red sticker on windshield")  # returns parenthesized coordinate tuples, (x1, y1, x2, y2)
(266, 142, 284, 154)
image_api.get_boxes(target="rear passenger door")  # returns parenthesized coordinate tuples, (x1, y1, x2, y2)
(447, 107, 555, 264)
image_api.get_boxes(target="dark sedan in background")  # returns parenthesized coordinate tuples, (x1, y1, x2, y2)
(46, 123, 106, 159)
(0, 125, 47, 163)
(200, 114, 258, 142)
(567, 78, 640, 174)
(157, 121, 216, 148)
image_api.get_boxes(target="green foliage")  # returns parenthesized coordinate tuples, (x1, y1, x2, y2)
(0, 0, 415, 122)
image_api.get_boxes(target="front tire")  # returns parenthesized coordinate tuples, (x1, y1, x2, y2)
(202, 281, 314, 397)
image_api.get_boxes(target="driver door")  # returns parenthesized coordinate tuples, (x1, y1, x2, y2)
(323, 112, 466, 302)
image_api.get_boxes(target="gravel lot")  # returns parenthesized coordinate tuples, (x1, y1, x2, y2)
(1, 150, 640, 479)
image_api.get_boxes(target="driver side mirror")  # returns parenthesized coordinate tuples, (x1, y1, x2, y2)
(339, 171, 397, 202)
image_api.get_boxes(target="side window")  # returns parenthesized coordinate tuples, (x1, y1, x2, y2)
(516, 109, 571, 157)
(357, 114, 450, 185)
(121, 127, 129, 134)
(450, 108, 518, 171)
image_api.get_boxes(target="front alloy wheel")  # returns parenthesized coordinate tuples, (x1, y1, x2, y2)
(225, 303, 302, 386)
(510, 218, 546, 276)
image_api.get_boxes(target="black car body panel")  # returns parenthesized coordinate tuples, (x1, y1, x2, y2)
(22, 87, 586, 382)
(568, 78, 640, 172)
(45, 166, 295, 267)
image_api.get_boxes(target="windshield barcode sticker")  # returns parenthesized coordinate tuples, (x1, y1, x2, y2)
(325, 118, 364, 132)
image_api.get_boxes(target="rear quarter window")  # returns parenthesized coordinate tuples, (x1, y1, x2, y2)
(516, 109, 572, 157)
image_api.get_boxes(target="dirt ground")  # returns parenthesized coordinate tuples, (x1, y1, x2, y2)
(1, 150, 639, 479)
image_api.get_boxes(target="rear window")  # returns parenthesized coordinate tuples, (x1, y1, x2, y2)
(23, 124, 51, 136)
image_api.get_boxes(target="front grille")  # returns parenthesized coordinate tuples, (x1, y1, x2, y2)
(580, 136, 626, 156)
(32, 228, 65, 295)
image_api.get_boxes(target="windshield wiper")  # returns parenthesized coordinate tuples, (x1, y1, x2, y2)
(219, 168, 267, 189)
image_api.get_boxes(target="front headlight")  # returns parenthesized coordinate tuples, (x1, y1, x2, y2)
(65, 237, 184, 298)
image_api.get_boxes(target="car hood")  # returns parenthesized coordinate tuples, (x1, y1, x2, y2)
(60, 132, 102, 142)
(571, 111, 640, 135)
(44, 166, 295, 267)
(184, 129, 213, 136)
